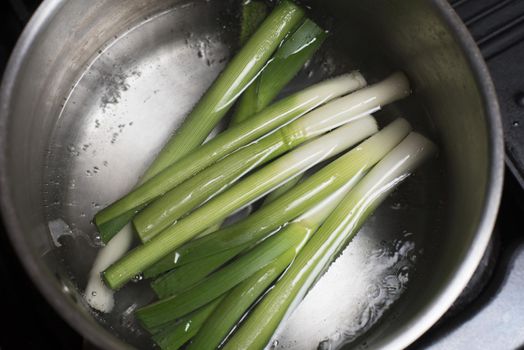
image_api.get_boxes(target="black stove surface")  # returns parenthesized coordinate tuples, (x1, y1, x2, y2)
(0, 1, 523, 349)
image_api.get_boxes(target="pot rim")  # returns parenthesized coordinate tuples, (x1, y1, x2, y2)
(0, 0, 504, 349)
(371, 1, 504, 348)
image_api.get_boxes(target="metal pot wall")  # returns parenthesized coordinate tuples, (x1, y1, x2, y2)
(0, 0, 504, 349)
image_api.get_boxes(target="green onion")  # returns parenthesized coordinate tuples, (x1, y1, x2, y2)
(239, 1, 268, 46)
(133, 132, 288, 242)
(151, 296, 224, 349)
(145, 244, 249, 280)
(165, 118, 411, 267)
(150, 172, 357, 301)
(223, 132, 436, 350)
(263, 176, 303, 204)
(84, 224, 133, 312)
(103, 116, 379, 290)
(142, 174, 299, 279)
(232, 19, 327, 124)
(85, 3, 309, 300)
(95, 73, 365, 243)
(141, 3, 265, 265)
(150, 247, 247, 298)
(144, 17, 327, 242)
(149, 2, 268, 250)
(135, 227, 306, 330)
(186, 252, 292, 350)
(186, 176, 359, 350)
(144, 173, 304, 280)
(141, 0, 305, 182)
(132, 72, 409, 242)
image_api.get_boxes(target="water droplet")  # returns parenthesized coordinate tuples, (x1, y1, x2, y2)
(131, 274, 143, 282)
(91, 291, 97, 296)
(80, 212, 86, 217)
(86, 170, 92, 176)
(513, 120, 520, 127)
(93, 234, 102, 246)
(391, 202, 402, 210)
(103, 160, 109, 167)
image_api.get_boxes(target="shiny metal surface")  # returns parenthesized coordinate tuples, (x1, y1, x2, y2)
(0, 0, 503, 349)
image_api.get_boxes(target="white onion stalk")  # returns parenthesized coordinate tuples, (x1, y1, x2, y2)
(84, 224, 133, 312)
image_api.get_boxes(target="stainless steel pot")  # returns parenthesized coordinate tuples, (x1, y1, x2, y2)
(0, 0, 504, 349)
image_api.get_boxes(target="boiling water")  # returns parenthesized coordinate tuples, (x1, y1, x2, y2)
(42, 0, 446, 348)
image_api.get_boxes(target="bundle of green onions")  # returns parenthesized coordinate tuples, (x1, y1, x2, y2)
(83, 1, 437, 348)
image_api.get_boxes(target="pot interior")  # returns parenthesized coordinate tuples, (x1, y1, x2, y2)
(1, 0, 495, 349)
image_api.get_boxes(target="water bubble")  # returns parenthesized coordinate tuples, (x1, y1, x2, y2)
(93, 234, 102, 246)
(111, 132, 119, 144)
(397, 265, 410, 285)
(317, 339, 331, 350)
(366, 283, 381, 299)
(402, 230, 413, 238)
